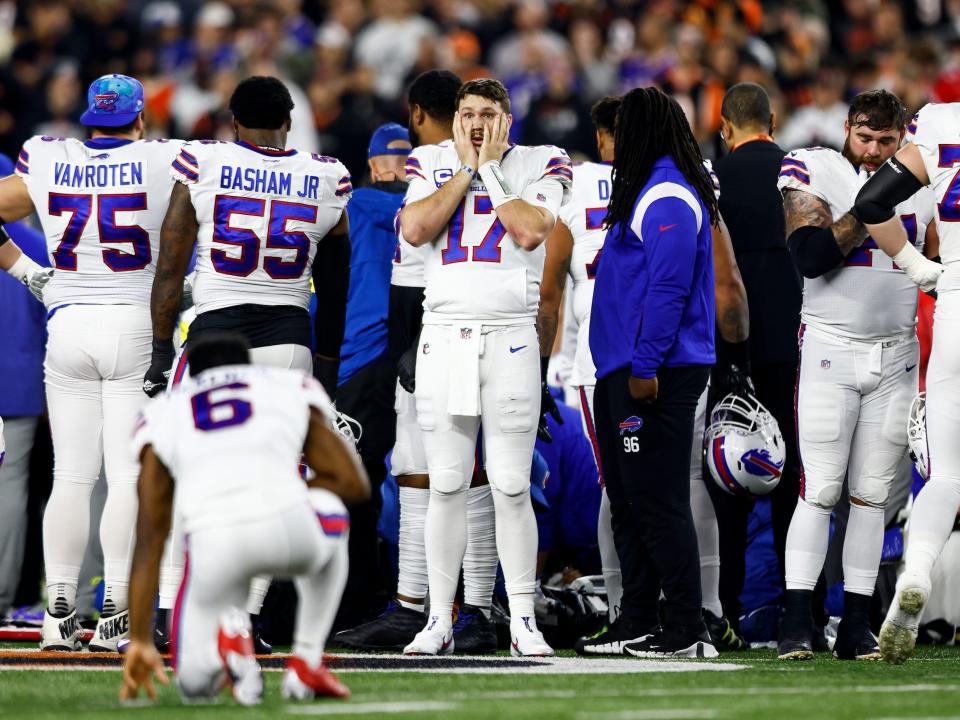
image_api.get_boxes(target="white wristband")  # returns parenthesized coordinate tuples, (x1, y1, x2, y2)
(478, 160, 519, 209)
(8, 252, 39, 284)
(892, 241, 943, 292)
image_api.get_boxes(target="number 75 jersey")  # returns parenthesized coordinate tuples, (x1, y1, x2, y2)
(403, 140, 572, 322)
(172, 141, 351, 314)
(16, 135, 184, 308)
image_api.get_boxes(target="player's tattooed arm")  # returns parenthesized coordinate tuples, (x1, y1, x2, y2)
(536, 220, 573, 358)
(151, 183, 198, 341)
(712, 217, 749, 344)
(783, 189, 867, 256)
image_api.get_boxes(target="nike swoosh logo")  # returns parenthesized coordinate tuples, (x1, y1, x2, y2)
(509, 345, 527, 353)
(659, 223, 678, 232)
(906, 364, 917, 372)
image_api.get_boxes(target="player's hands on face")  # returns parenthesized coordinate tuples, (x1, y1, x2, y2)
(119, 640, 169, 702)
(478, 113, 510, 167)
(453, 111, 479, 171)
(629, 376, 658, 404)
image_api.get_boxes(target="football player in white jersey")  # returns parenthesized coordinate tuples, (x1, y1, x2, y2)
(398, 78, 572, 655)
(776, 90, 938, 661)
(120, 334, 369, 705)
(539, 96, 751, 654)
(852, 101, 960, 664)
(0, 74, 184, 652)
(334, 70, 500, 654)
(146, 75, 352, 396)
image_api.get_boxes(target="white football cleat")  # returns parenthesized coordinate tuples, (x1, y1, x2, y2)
(510, 615, 554, 657)
(217, 607, 263, 706)
(89, 609, 129, 652)
(879, 577, 930, 665)
(40, 608, 81, 651)
(403, 616, 454, 656)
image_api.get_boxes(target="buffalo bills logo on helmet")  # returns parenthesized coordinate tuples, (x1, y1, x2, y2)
(740, 448, 784, 478)
(94, 92, 120, 111)
(619, 416, 643, 435)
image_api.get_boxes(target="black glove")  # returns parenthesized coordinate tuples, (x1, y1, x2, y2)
(397, 329, 420, 394)
(716, 362, 755, 398)
(538, 356, 563, 443)
(143, 338, 175, 397)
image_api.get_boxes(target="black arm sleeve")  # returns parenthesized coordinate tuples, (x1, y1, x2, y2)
(787, 225, 845, 279)
(852, 156, 925, 224)
(312, 231, 351, 395)
(387, 284, 425, 365)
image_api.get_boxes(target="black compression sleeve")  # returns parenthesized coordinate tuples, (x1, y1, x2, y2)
(0, 217, 9, 246)
(312, 231, 352, 360)
(787, 225, 845, 279)
(852, 157, 924, 224)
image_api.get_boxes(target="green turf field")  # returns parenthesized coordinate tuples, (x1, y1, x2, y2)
(3, 647, 960, 720)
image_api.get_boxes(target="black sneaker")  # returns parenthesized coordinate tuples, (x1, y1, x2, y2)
(574, 616, 655, 656)
(833, 616, 881, 661)
(703, 609, 746, 651)
(452, 604, 497, 654)
(811, 624, 831, 653)
(777, 633, 813, 660)
(332, 600, 426, 651)
(778, 590, 815, 660)
(624, 624, 719, 658)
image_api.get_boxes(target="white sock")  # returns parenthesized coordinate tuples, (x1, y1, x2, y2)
(900, 479, 960, 589)
(463, 485, 497, 611)
(489, 488, 538, 620)
(424, 489, 468, 630)
(397, 485, 429, 606)
(842, 501, 885, 596)
(784, 498, 832, 591)
(597, 489, 622, 622)
(43, 473, 95, 613)
(45, 580, 78, 615)
(100, 480, 138, 612)
(691, 473, 722, 617)
(158, 529, 184, 610)
(246, 576, 271, 616)
(293, 542, 349, 667)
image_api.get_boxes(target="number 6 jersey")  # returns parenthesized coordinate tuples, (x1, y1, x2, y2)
(402, 140, 572, 323)
(15, 135, 184, 309)
(171, 140, 351, 314)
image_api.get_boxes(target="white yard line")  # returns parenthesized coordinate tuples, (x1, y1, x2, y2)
(286, 701, 458, 716)
(577, 711, 719, 720)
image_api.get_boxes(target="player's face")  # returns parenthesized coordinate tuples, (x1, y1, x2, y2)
(843, 120, 903, 172)
(458, 94, 510, 147)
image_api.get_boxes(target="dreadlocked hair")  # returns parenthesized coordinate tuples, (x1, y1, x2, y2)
(606, 87, 719, 236)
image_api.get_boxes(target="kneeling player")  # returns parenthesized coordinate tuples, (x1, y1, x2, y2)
(120, 334, 369, 705)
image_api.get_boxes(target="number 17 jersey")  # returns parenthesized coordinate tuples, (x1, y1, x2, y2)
(403, 141, 572, 322)
(172, 140, 351, 314)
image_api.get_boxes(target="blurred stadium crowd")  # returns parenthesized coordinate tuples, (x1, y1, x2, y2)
(6, 0, 960, 181)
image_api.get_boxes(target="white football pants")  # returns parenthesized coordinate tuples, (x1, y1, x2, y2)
(174, 501, 347, 699)
(42, 304, 151, 607)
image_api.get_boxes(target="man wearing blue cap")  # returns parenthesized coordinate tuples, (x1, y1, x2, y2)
(331, 123, 412, 627)
(0, 73, 186, 653)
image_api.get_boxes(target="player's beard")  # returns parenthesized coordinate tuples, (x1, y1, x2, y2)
(842, 135, 881, 173)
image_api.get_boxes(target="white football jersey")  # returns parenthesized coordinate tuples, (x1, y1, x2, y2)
(391, 204, 426, 288)
(557, 161, 611, 387)
(131, 364, 339, 533)
(778, 146, 935, 339)
(172, 141, 351, 314)
(402, 141, 572, 322)
(15, 135, 183, 309)
(907, 102, 960, 267)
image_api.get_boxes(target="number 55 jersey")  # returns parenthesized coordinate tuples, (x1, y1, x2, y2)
(171, 140, 351, 313)
(15, 135, 184, 309)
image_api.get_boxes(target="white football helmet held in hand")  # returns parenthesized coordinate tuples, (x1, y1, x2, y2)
(704, 392, 784, 497)
(907, 392, 929, 481)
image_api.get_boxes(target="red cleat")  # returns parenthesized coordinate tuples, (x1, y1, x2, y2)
(282, 655, 351, 700)
(217, 607, 262, 706)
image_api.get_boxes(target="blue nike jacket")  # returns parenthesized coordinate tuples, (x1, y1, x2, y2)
(590, 155, 715, 380)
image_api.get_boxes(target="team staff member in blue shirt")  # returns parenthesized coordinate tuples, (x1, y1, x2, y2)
(589, 87, 719, 658)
